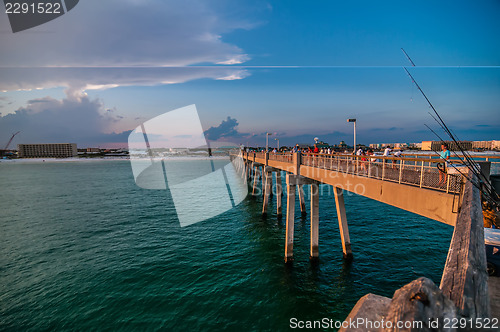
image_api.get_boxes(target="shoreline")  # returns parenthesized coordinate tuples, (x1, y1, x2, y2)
(0, 156, 231, 164)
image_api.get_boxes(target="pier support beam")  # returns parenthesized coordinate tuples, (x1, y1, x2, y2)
(284, 174, 317, 263)
(310, 183, 319, 260)
(276, 171, 283, 217)
(262, 167, 273, 216)
(252, 164, 262, 196)
(261, 166, 266, 195)
(334, 187, 353, 260)
(298, 184, 307, 215)
(244, 161, 250, 183)
(285, 175, 297, 263)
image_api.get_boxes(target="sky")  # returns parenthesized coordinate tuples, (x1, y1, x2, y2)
(0, 0, 499, 148)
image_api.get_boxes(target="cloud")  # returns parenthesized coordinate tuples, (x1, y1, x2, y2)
(0, 0, 257, 94)
(0, 95, 130, 147)
(0, 0, 252, 68)
(204, 116, 241, 140)
(0, 67, 251, 100)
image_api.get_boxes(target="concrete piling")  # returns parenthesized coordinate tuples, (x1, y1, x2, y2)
(310, 182, 319, 260)
(334, 187, 353, 260)
(262, 167, 272, 216)
(285, 174, 297, 263)
(276, 171, 283, 217)
(298, 184, 306, 215)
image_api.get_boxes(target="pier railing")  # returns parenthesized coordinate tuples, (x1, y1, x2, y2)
(268, 152, 294, 163)
(402, 152, 500, 163)
(301, 153, 462, 194)
(243, 152, 463, 194)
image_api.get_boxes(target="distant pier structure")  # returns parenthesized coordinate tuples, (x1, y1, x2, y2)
(231, 150, 497, 331)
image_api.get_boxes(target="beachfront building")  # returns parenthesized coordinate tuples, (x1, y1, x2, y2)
(472, 140, 500, 150)
(421, 140, 473, 151)
(17, 143, 77, 158)
(369, 142, 409, 149)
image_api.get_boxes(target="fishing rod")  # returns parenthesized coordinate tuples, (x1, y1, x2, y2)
(400, 50, 499, 206)
(425, 100, 500, 205)
(424, 123, 482, 192)
(401, 48, 416, 67)
(401, 51, 481, 171)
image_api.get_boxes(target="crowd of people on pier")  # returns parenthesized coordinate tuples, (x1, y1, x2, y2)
(241, 142, 453, 183)
(242, 143, 405, 159)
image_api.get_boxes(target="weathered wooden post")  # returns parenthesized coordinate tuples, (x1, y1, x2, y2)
(440, 175, 490, 318)
(334, 187, 353, 260)
(310, 182, 319, 260)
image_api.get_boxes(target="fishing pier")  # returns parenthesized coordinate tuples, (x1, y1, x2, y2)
(232, 151, 495, 330)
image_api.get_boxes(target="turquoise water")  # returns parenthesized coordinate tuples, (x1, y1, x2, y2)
(0, 160, 454, 331)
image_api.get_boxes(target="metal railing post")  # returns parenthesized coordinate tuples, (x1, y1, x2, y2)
(419, 161, 424, 188)
(398, 159, 404, 184)
(382, 159, 386, 180)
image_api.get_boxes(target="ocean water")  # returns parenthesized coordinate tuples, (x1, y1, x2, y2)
(0, 160, 454, 331)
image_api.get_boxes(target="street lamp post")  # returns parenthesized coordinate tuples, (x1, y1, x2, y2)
(347, 118, 356, 153)
(274, 138, 280, 149)
(266, 132, 272, 151)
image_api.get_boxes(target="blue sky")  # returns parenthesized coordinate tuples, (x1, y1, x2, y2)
(0, 0, 498, 147)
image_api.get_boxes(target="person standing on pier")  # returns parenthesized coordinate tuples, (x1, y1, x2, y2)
(383, 146, 392, 157)
(438, 143, 451, 186)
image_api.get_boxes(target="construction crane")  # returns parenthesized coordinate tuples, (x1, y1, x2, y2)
(4, 131, 20, 150)
(1, 131, 20, 157)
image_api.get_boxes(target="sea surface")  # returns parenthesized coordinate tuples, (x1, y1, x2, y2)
(0, 159, 455, 331)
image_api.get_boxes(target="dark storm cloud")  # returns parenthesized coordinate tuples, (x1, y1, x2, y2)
(0, 96, 130, 146)
(204, 116, 241, 140)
